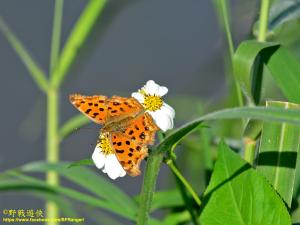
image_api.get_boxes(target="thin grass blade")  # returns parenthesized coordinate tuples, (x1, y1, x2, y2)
(0, 17, 48, 93)
(51, 0, 107, 88)
(68, 159, 93, 168)
(50, 0, 64, 75)
(1, 172, 134, 220)
(59, 114, 90, 141)
(20, 161, 137, 215)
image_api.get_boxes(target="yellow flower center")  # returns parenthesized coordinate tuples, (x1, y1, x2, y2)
(142, 92, 163, 111)
(98, 133, 113, 155)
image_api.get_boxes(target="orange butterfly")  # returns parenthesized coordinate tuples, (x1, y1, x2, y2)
(69, 94, 159, 177)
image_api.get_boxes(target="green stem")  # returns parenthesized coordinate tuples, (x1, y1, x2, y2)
(137, 151, 164, 225)
(50, 0, 64, 75)
(171, 161, 200, 225)
(244, 138, 257, 165)
(199, 128, 213, 185)
(218, 0, 234, 61)
(46, 1, 63, 224)
(258, 0, 270, 42)
(46, 88, 59, 225)
(167, 161, 202, 207)
(217, 0, 244, 108)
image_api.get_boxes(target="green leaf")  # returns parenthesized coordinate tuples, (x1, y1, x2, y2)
(0, 16, 48, 93)
(243, 119, 262, 165)
(234, 40, 300, 105)
(267, 46, 300, 103)
(253, 0, 300, 39)
(199, 127, 214, 185)
(243, 119, 263, 140)
(0, 173, 134, 220)
(212, 0, 244, 109)
(51, 0, 107, 88)
(162, 211, 191, 225)
(137, 106, 300, 225)
(59, 114, 90, 141)
(149, 189, 183, 212)
(83, 208, 122, 225)
(80, 209, 123, 225)
(20, 162, 137, 215)
(233, 40, 279, 104)
(168, 161, 201, 225)
(68, 159, 93, 168)
(1, 172, 164, 223)
(269, 0, 300, 30)
(257, 101, 300, 207)
(212, 0, 234, 59)
(294, 145, 300, 198)
(33, 192, 80, 220)
(148, 218, 167, 225)
(50, 0, 64, 74)
(157, 106, 300, 155)
(292, 197, 300, 223)
(269, 20, 300, 49)
(135, 188, 183, 213)
(199, 141, 291, 225)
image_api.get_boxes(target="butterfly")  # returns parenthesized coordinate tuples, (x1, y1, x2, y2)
(69, 94, 160, 176)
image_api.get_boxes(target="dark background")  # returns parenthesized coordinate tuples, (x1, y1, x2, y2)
(0, 0, 256, 224)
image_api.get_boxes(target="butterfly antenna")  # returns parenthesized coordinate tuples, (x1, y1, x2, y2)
(73, 126, 99, 133)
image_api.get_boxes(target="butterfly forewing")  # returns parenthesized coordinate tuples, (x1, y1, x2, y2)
(70, 95, 144, 125)
(69, 94, 108, 124)
(106, 96, 144, 123)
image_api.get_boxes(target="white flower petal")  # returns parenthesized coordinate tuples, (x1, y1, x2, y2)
(157, 86, 168, 96)
(92, 147, 106, 169)
(144, 80, 160, 95)
(104, 154, 126, 180)
(149, 111, 173, 132)
(161, 103, 175, 118)
(133, 80, 175, 132)
(131, 92, 144, 103)
(119, 169, 127, 177)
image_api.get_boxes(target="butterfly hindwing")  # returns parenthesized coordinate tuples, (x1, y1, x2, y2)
(109, 113, 159, 176)
(110, 131, 148, 176)
(123, 113, 159, 145)
(69, 94, 108, 124)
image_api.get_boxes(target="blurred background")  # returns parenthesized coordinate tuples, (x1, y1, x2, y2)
(0, 0, 257, 224)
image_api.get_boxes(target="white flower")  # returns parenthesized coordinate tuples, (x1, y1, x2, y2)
(132, 80, 175, 132)
(92, 134, 126, 180)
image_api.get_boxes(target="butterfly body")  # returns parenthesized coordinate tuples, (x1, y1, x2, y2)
(101, 112, 142, 133)
(70, 94, 159, 176)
